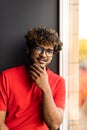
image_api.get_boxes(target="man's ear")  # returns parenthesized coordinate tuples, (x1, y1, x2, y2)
(25, 46, 29, 54)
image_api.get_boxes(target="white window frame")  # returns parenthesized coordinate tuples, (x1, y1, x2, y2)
(59, 0, 69, 130)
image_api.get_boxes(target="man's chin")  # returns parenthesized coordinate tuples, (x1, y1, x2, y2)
(36, 62, 46, 69)
(31, 60, 46, 68)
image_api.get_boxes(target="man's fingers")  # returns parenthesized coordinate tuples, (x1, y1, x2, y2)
(30, 66, 41, 76)
(32, 64, 45, 72)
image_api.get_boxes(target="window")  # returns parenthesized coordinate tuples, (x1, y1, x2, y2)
(59, 0, 79, 130)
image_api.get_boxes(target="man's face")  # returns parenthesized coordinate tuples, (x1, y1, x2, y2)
(27, 44, 54, 68)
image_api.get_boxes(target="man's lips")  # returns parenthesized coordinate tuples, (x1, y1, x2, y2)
(37, 58, 47, 64)
(38, 60, 46, 64)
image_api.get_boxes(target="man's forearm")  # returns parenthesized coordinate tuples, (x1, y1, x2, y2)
(42, 86, 63, 130)
(0, 121, 9, 130)
(0, 111, 9, 130)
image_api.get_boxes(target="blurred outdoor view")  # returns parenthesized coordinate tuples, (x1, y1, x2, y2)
(79, 0, 87, 130)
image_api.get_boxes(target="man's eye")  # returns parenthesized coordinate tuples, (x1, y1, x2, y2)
(47, 50, 53, 53)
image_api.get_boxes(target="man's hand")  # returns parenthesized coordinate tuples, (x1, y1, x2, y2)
(29, 63, 64, 129)
(29, 63, 49, 91)
(0, 123, 9, 130)
(0, 111, 9, 130)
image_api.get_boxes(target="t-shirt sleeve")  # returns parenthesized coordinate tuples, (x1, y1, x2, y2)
(0, 73, 7, 110)
(53, 77, 66, 109)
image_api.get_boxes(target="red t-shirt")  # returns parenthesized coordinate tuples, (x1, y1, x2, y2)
(0, 65, 65, 130)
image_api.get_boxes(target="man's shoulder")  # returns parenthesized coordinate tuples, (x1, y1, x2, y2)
(47, 68, 64, 81)
(1, 65, 24, 76)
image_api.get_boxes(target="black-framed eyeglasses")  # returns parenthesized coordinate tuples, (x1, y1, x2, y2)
(32, 45, 54, 57)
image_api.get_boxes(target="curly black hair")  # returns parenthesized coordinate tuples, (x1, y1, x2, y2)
(25, 26, 63, 53)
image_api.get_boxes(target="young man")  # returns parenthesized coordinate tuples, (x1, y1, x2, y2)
(0, 26, 65, 130)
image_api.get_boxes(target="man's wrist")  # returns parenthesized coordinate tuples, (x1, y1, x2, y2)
(42, 85, 52, 95)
